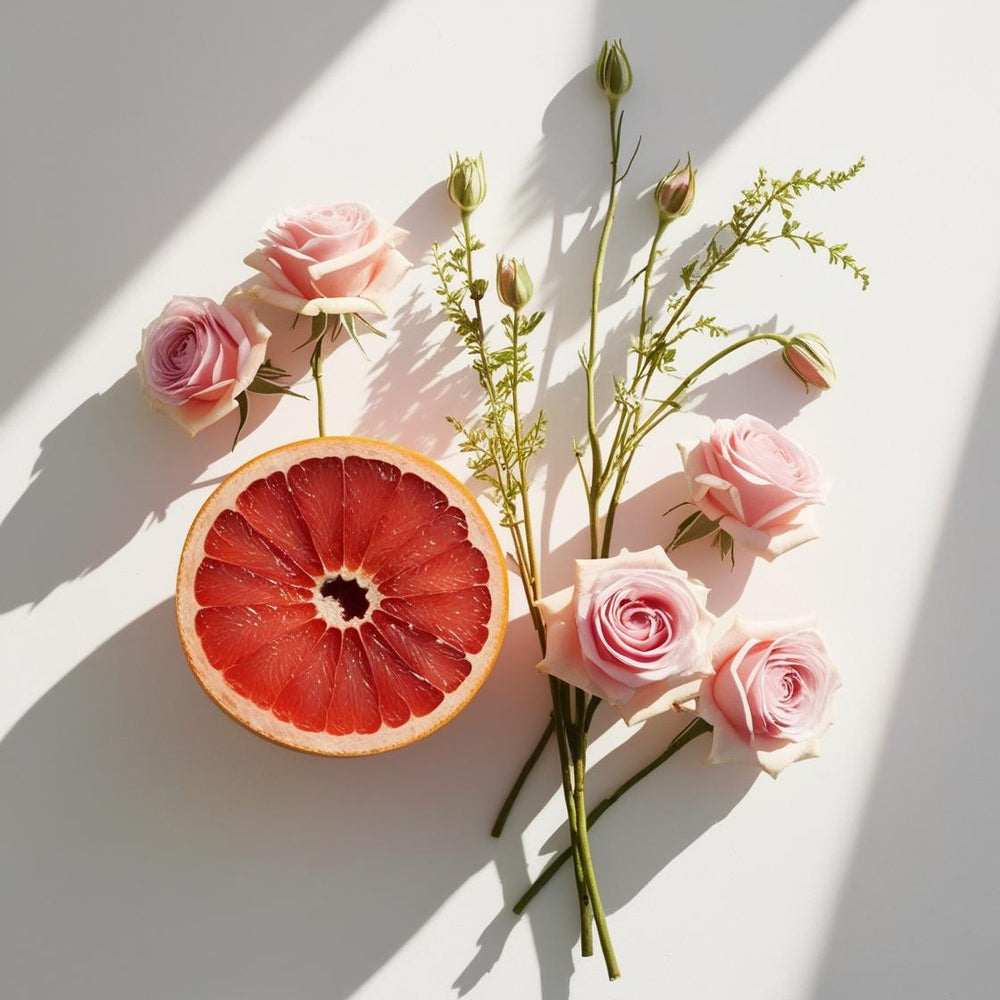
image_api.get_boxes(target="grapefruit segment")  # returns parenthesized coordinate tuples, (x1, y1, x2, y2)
(204, 509, 314, 588)
(236, 471, 324, 577)
(195, 604, 319, 670)
(286, 457, 345, 572)
(342, 456, 401, 572)
(328, 628, 381, 736)
(379, 540, 489, 597)
(195, 559, 313, 607)
(372, 506, 470, 583)
(379, 588, 491, 654)
(176, 437, 507, 755)
(372, 612, 471, 694)
(272, 629, 340, 733)
(361, 473, 450, 577)
(360, 622, 445, 725)
(224, 619, 328, 708)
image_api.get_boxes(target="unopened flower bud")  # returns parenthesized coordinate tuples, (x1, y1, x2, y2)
(595, 39, 633, 104)
(782, 333, 836, 390)
(496, 255, 533, 310)
(447, 152, 487, 216)
(654, 156, 697, 222)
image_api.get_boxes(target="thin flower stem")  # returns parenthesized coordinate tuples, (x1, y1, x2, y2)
(513, 718, 711, 914)
(599, 331, 789, 557)
(584, 103, 624, 559)
(491, 715, 555, 838)
(310, 338, 326, 436)
(573, 749, 619, 979)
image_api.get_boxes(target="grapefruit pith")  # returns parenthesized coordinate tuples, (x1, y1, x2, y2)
(176, 437, 508, 755)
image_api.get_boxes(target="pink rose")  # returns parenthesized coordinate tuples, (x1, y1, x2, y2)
(697, 618, 840, 777)
(678, 414, 825, 560)
(137, 289, 269, 435)
(537, 547, 715, 724)
(244, 203, 411, 317)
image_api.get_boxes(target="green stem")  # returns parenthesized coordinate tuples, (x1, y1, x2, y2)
(491, 715, 554, 838)
(513, 718, 711, 914)
(584, 103, 624, 559)
(599, 332, 789, 556)
(550, 676, 593, 955)
(310, 338, 326, 437)
(573, 741, 618, 979)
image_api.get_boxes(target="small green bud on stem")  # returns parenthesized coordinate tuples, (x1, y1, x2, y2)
(782, 333, 837, 390)
(496, 255, 534, 310)
(595, 39, 633, 105)
(654, 155, 697, 222)
(448, 152, 487, 216)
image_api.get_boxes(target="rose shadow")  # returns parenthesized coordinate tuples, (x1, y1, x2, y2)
(0, 299, 336, 616)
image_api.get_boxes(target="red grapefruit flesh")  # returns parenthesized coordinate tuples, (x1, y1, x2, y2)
(176, 437, 508, 755)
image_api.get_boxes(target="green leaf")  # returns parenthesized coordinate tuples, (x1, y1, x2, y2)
(668, 510, 719, 550)
(232, 391, 249, 451)
(247, 376, 306, 399)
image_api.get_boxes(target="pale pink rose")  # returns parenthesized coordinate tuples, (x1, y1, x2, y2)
(697, 618, 840, 777)
(137, 289, 269, 435)
(537, 546, 715, 724)
(244, 203, 411, 317)
(678, 415, 825, 560)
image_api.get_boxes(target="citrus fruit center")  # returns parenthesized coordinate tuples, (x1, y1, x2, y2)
(176, 438, 507, 756)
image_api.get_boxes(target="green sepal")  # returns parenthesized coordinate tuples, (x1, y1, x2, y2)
(296, 312, 331, 350)
(354, 313, 388, 338)
(667, 510, 719, 550)
(232, 391, 249, 451)
(717, 529, 735, 567)
(343, 313, 371, 359)
(247, 376, 306, 399)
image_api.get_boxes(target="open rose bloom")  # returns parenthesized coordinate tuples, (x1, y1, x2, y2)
(137, 290, 269, 435)
(678, 414, 825, 560)
(244, 203, 411, 317)
(537, 547, 715, 725)
(697, 618, 840, 777)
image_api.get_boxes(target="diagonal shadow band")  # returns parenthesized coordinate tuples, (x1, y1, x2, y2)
(0, 0, 393, 422)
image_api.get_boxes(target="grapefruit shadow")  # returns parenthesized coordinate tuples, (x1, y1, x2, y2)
(0, 599, 563, 998)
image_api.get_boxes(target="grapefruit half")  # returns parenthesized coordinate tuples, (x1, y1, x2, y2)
(176, 437, 508, 755)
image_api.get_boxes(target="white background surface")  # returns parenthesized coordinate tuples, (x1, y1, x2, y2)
(2, 1, 999, 997)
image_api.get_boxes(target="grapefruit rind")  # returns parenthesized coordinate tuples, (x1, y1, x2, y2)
(176, 437, 508, 756)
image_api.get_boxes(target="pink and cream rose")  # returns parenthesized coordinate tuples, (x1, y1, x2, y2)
(537, 546, 715, 724)
(678, 414, 825, 560)
(137, 289, 269, 435)
(697, 618, 840, 777)
(244, 203, 411, 317)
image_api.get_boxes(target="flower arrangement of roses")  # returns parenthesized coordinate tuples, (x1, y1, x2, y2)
(137, 37, 866, 984)
(434, 40, 865, 978)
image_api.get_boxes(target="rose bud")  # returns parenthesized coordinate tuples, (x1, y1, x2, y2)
(782, 333, 837, 390)
(536, 546, 715, 725)
(654, 155, 697, 222)
(137, 290, 269, 435)
(447, 152, 487, 216)
(244, 203, 410, 317)
(595, 39, 633, 104)
(696, 618, 841, 777)
(495, 255, 533, 310)
(678, 415, 826, 561)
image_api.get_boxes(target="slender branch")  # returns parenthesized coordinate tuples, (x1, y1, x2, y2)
(513, 718, 711, 914)
(491, 715, 555, 838)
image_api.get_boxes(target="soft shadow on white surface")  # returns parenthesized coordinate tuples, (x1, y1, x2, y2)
(0, 601, 544, 999)
(0, 0, 390, 420)
(808, 326, 1000, 999)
